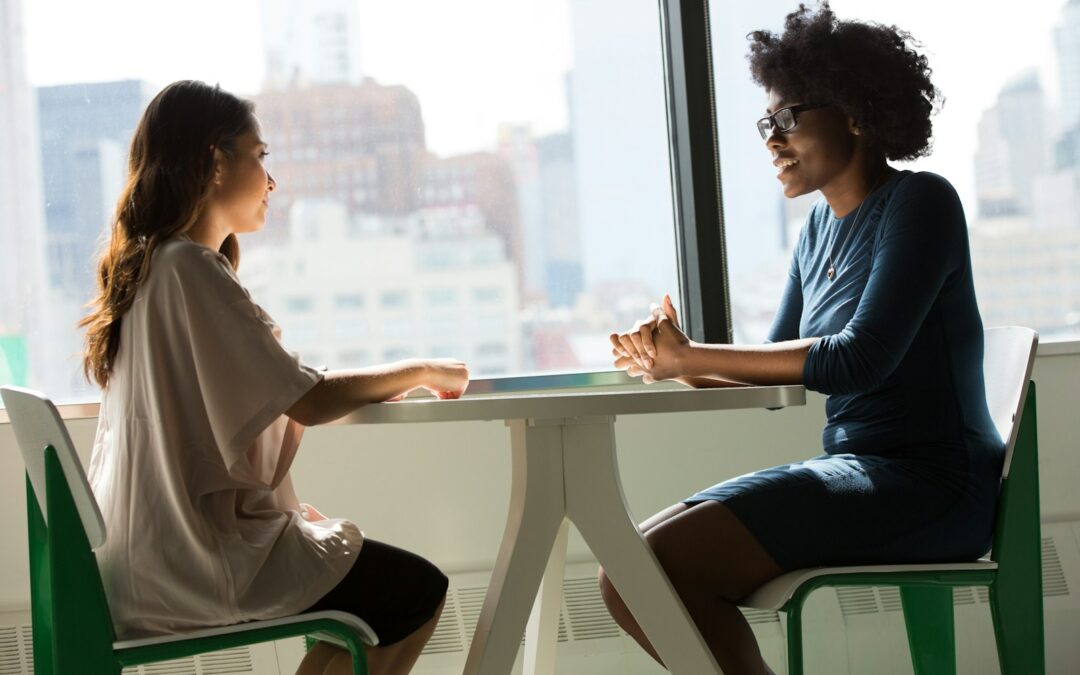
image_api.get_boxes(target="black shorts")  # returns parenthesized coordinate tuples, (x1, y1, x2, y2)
(304, 539, 449, 646)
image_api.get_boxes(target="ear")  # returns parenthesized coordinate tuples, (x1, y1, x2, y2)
(211, 145, 226, 186)
(848, 116, 861, 136)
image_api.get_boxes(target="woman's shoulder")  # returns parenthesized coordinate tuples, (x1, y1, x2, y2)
(153, 237, 236, 283)
(890, 170, 961, 205)
(154, 236, 229, 267)
(147, 236, 246, 305)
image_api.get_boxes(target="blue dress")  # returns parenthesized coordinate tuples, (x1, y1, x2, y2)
(685, 170, 1005, 570)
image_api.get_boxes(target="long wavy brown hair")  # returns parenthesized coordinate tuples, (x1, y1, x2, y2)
(81, 80, 255, 388)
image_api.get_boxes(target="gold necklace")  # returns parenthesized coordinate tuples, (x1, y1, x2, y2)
(826, 173, 888, 281)
(826, 199, 866, 281)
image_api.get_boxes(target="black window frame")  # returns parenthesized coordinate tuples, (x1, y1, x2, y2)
(659, 0, 733, 344)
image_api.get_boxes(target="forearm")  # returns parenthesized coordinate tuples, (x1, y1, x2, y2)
(287, 360, 428, 425)
(678, 338, 818, 386)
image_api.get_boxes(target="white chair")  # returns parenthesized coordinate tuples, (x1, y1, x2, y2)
(741, 326, 1043, 675)
(1, 385, 377, 675)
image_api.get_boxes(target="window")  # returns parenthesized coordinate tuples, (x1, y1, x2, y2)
(285, 296, 316, 313)
(472, 287, 504, 304)
(334, 293, 365, 310)
(425, 288, 458, 306)
(711, 0, 1080, 343)
(7, 0, 687, 403)
(379, 290, 410, 310)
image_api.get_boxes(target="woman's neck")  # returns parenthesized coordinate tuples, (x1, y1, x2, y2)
(186, 208, 230, 252)
(822, 158, 891, 218)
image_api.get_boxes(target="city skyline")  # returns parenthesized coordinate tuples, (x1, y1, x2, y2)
(7, 0, 1080, 402)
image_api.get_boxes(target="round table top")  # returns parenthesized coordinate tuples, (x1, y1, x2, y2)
(333, 384, 806, 425)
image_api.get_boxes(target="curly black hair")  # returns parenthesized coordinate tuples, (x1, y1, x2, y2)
(748, 2, 940, 161)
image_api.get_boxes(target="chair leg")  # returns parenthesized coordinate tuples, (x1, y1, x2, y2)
(900, 586, 956, 675)
(784, 599, 805, 675)
(990, 576, 1045, 675)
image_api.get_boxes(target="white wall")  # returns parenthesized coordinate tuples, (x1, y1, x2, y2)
(1, 347, 1079, 672)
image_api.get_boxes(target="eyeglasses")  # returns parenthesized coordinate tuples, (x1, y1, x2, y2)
(756, 103, 828, 140)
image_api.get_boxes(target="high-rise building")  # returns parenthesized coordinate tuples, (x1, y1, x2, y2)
(0, 0, 48, 387)
(252, 80, 428, 238)
(497, 124, 544, 297)
(260, 0, 363, 90)
(37, 80, 151, 300)
(569, 0, 676, 293)
(253, 80, 525, 296)
(420, 151, 524, 293)
(240, 200, 521, 375)
(536, 131, 582, 307)
(974, 71, 1046, 217)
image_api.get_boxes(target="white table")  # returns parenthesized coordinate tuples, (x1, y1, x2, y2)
(338, 384, 805, 675)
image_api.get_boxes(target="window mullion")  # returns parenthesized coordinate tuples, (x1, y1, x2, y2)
(659, 0, 733, 344)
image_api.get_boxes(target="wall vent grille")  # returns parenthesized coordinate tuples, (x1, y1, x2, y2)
(0, 626, 24, 675)
(741, 608, 781, 626)
(837, 587, 880, 616)
(19, 627, 30, 675)
(138, 658, 197, 675)
(423, 593, 465, 655)
(563, 577, 620, 641)
(1042, 536, 1070, 597)
(878, 587, 903, 613)
(199, 647, 253, 674)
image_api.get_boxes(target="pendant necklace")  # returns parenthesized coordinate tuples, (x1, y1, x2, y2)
(826, 173, 887, 281)
(825, 199, 866, 281)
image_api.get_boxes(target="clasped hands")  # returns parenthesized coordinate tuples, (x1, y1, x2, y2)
(609, 293, 690, 383)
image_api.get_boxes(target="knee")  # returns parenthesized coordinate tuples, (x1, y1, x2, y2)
(597, 566, 631, 624)
(643, 526, 688, 588)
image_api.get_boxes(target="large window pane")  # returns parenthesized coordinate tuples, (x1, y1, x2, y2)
(712, 0, 1078, 343)
(2, 0, 680, 403)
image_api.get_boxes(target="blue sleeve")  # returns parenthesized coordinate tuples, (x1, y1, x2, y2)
(803, 174, 963, 394)
(766, 248, 803, 343)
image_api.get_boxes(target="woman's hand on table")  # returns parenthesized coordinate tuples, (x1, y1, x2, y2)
(610, 297, 667, 369)
(611, 294, 690, 382)
(421, 358, 470, 399)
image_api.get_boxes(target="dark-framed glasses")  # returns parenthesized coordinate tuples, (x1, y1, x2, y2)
(756, 103, 828, 140)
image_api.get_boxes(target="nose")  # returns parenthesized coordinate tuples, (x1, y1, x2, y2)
(267, 172, 276, 192)
(766, 129, 787, 152)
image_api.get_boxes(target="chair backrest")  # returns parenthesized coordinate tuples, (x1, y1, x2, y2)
(2, 385, 119, 670)
(1, 385, 106, 547)
(982, 327, 1039, 479)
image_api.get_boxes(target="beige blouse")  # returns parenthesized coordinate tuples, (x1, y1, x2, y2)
(88, 236, 363, 639)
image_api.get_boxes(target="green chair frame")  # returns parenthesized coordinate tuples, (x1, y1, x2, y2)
(742, 326, 1043, 674)
(2, 385, 374, 675)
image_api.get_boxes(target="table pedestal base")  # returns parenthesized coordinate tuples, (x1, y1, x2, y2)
(462, 416, 723, 675)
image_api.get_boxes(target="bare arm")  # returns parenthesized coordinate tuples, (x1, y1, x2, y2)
(286, 358, 468, 426)
(673, 338, 818, 386)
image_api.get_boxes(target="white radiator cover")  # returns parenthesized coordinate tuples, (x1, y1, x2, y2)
(2, 527, 1077, 675)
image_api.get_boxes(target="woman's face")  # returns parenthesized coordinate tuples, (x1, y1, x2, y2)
(763, 89, 859, 200)
(213, 121, 276, 234)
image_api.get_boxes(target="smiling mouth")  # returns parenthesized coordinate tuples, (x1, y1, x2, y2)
(775, 158, 799, 176)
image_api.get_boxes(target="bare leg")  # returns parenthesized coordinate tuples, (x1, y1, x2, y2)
(598, 501, 782, 675)
(295, 642, 340, 675)
(320, 596, 446, 675)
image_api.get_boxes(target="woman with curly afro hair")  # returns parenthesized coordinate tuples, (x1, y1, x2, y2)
(603, 4, 1002, 673)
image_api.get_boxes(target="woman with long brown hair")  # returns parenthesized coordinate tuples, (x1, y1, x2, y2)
(82, 80, 466, 675)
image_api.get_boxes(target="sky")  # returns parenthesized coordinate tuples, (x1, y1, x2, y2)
(22, 0, 573, 157)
